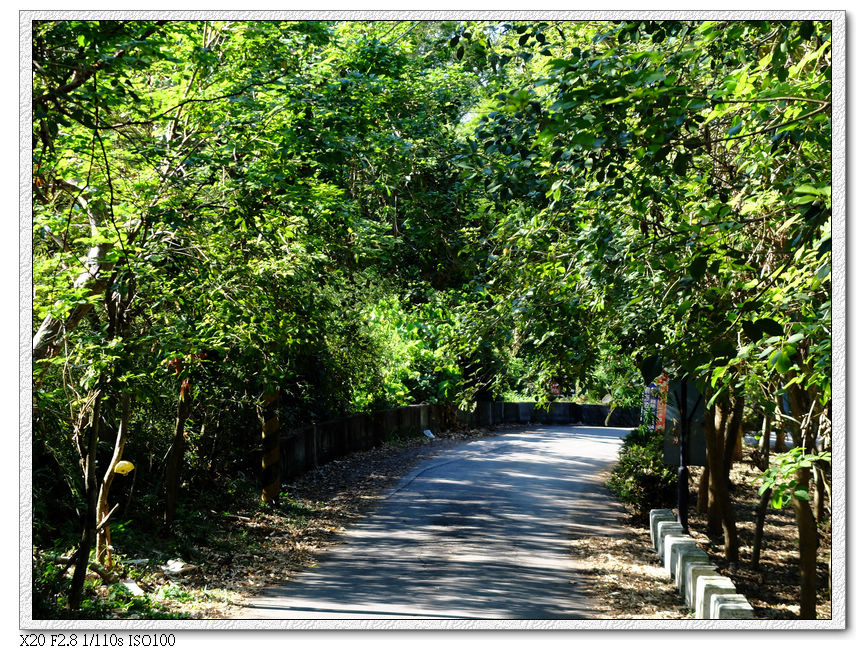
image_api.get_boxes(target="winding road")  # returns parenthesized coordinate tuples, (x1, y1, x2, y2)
(242, 425, 629, 620)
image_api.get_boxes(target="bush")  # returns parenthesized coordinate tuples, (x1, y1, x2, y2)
(606, 424, 677, 518)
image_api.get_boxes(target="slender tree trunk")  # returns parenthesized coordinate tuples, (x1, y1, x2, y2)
(723, 396, 745, 474)
(813, 462, 827, 523)
(784, 381, 822, 619)
(758, 415, 771, 471)
(720, 397, 743, 562)
(96, 394, 131, 566)
(705, 401, 728, 536)
(258, 391, 281, 506)
(697, 467, 709, 513)
(792, 467, 818, 619)
(68, 389, 103, 610)
(164, 380, 193, 523)
(706, 399, 740, 562)
(751, 486, 772, 570)
(774, 395, 788, 452)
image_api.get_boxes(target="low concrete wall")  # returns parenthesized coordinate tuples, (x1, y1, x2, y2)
(649, 509, 754, 619)
(464, 401, 639, 427)
(275, 401, 640, 481)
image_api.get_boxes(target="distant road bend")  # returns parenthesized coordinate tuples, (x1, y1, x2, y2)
(243, 425, 629, 620)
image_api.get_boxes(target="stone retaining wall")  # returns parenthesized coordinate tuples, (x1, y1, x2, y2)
(649, 509, 754, 619)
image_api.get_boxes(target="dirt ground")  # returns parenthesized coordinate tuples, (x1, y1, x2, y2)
(571, 449, 832, 620)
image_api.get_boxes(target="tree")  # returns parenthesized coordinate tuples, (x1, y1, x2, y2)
(456, 19, 831, 615)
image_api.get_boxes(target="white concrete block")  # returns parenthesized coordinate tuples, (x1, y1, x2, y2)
(649, 509, 676, 549)
(655, 521, 684, 557)
(663, 535, 696, 578)
(711, 593, 754, 619)
(682, 562, 716, 606)
(696, 575, 737, 619)
(672, 545, 709, 587)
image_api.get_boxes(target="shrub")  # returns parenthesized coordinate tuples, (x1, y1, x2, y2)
(606, 424, 677, 518)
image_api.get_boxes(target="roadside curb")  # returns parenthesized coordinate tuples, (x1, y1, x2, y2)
(649, 509, 754, 619)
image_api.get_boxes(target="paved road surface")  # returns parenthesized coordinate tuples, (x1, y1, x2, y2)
(242, 425, 629, 620)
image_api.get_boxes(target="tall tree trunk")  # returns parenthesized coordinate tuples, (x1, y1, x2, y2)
(696, 467, 709, 513)
(68, 389, 103, 610)
(723, 395, 745, 474)
(720, 396, 743, 562)
(785, 382, 822, 619)
(751, 412, 773, 569)
(96, 394, 131, 566)
(164, 380, 193, 523)
(705, 401, 728, 536)
(751, 485, 772, 570)
(706, 399, 740, 562)
(757, 415, 771, 471)
(813, 463, 827, 523)
(792, 467, 818, 619)
(258, 391, 281, 505)
(774, 394, 788, 452)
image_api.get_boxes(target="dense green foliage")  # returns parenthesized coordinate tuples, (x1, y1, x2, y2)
(31, 19, 833, 617)
(606, 424, 678, 516)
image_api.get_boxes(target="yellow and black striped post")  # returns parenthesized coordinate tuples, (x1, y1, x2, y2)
(258, 390, 281, 505)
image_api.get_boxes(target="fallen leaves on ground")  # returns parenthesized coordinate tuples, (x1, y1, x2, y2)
(137, 426, 509, 618)
(117, 430, 830, 622)
(570, 530, 691, 619)
(687, 452, 832, 621)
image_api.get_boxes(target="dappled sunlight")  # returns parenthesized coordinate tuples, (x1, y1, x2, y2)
(244, 425, 628, 619)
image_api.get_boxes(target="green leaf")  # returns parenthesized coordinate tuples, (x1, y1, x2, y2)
(754, 318, 784, 337)
(673, 153, 690, 176)
(689, 255, 707, 280)
(769, 349, 793, 374)
(793, 488, 810, 501)
(742, 320, 762, 343)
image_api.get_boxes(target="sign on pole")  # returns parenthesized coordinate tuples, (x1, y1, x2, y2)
(640, 373, 669, 431)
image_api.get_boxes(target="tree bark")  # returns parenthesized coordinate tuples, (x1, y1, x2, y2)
(706, 399, 740, 562)
(96, 394, 131, 566)
(164, 380, 193, 523)
(792, 467, 818, 619)
(696, 467, 709, 513)
(258, 391, 281, 505)
(721, 397, 743, 562)
(723, 395, 745, 474)
(705, 401, 728, 536)
(68, 389, 103, 610)
(757, 415, 771, 471)
(774, 394, 788, 452)
(751, 485, 772, 570)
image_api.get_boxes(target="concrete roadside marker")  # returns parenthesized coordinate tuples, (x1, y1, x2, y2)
(696, 575, 737, 619)
(711, 593, 754, 619)
(655, 521, 684, 558)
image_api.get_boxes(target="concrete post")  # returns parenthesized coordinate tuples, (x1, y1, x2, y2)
(655, 521, 684, 557)
(695, 575, 737, 619)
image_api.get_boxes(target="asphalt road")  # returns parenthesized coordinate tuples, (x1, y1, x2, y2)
(242, 425, 630, 620)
